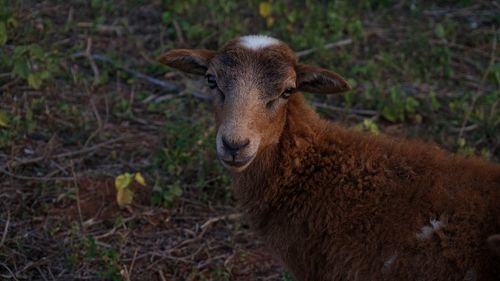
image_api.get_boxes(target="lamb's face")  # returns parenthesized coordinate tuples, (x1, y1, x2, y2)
(207, 37, 298, 172)
(159, 35, 352, 173)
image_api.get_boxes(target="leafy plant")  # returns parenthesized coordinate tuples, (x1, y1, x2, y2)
(11, 44, 56, 89)
(0, 0, 16, 46)
(83, 236, 121, 281)
(356, 118, 380, 134)
(114, 172, 146, 208)
(378, 86, 420, 122)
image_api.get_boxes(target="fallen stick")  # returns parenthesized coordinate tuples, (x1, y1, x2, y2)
(312, 101, 378, 116)
(72, 52, 181, 92)
(296, 38, 353, 57)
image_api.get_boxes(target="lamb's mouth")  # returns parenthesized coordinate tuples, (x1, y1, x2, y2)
(219, 155, 255, 170)
(221, 158, 251, 168)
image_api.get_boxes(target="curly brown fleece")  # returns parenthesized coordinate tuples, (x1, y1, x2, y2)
(233, 93, 500, 281)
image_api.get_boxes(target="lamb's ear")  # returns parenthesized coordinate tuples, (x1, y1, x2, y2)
(159, 49, 216, 75)
(296, 64, 352, 94)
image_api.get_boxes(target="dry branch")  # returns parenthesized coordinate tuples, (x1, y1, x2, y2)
(296, 38, 353, 57)
(0, 212, 10, 248)
(6, 137, 127, 169)
(72, 52, 181, 92)
(312, 101, 378, 117)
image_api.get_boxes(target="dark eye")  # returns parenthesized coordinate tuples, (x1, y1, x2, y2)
(206, 74, 217, 89)
(281, 87, 295, 99)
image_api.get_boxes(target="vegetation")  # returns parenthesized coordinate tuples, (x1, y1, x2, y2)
(0, 0, 498, 280)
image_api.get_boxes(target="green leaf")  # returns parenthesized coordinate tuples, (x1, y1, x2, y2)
(115, 173, 132, 190)
(134, 172, 146, 186)
(12, 58, 30, 78)
(382, 107, 397, 122)
(170, 184, 182, 197)
(405, 97, 419, 113)
(435, 23, 445, 39)
(29, 44, 44, 58)
(13, 45, 29, 58)
(85, 236, 97, 258)
(7, 17, 18, 28)
(362, 118, 379, 134)
(116, 186, 134, 208)
(91, 0, 102, 9)
(115, 172, 135, 208)
(161, 11, 171, 25)
(0, 110, 9, 128)
(173, 2, 184, 13)
(27, 73, 42, 89)
(0, 22, 7, 46)
(259, 2, 272, 18)
(39, 70, 50, 80)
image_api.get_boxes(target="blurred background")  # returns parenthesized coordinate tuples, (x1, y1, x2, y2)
(0, 0, 499, 280)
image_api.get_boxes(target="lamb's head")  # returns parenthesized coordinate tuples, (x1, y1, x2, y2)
(159, 35, 351, 172)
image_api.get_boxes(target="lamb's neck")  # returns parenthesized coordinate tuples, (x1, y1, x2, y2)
(234, 94, 319, 182)
(231, 93, 322, 219)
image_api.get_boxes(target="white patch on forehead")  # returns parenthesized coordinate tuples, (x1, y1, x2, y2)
(239, 35, 280, 50)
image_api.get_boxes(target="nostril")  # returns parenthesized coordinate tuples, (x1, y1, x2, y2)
(240, 139, 250, 148)
(222, 137, 233, 151)
(222, 137, 250, 152)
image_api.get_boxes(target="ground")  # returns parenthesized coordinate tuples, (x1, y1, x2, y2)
(0, 1, 499, 280)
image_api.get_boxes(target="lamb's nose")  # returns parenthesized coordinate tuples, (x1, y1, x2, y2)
(222, 136, 250, 155)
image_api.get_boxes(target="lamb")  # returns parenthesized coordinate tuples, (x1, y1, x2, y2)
(159, 35, 500, 281)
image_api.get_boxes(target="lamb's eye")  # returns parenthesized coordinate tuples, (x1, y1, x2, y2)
(206, 74, 217, 89)
(281, 87, 295, 99)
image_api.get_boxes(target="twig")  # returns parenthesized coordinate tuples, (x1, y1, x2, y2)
(0, 211, 10, 248)
(191, 90, 212, 102)
(127, 248, 139, 279)
(36, 267, 49, 281)
(84, 37, 100, 86)
(200, 213, 242, 231)
(66, 7, 73, 25)
(71, 160, 84, 234)
(0, 262, 19, 281)
(94, 227, 116, 240)
(312, 102, 378, 116)
(5, 137, 127, 169)
(480, 27, 497, 83)
(76, 22, 124, 36)
(157, 270, 167, 281)
(296, 38, 352, 58)
(123, 213, 242, 264)
(83, 88, 104, 147)
(0, 169, 74, 181)
(172, 19, 186, 45)
(196, 254, 227, 270)
(449, 124, 478, 133)
(72, 52, 181, 92)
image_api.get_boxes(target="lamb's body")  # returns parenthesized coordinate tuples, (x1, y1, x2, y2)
(159, 35, 500, 280)
(234, 94, 500, 281)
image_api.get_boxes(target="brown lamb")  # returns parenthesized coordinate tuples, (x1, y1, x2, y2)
(159, 35, 500, 281)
